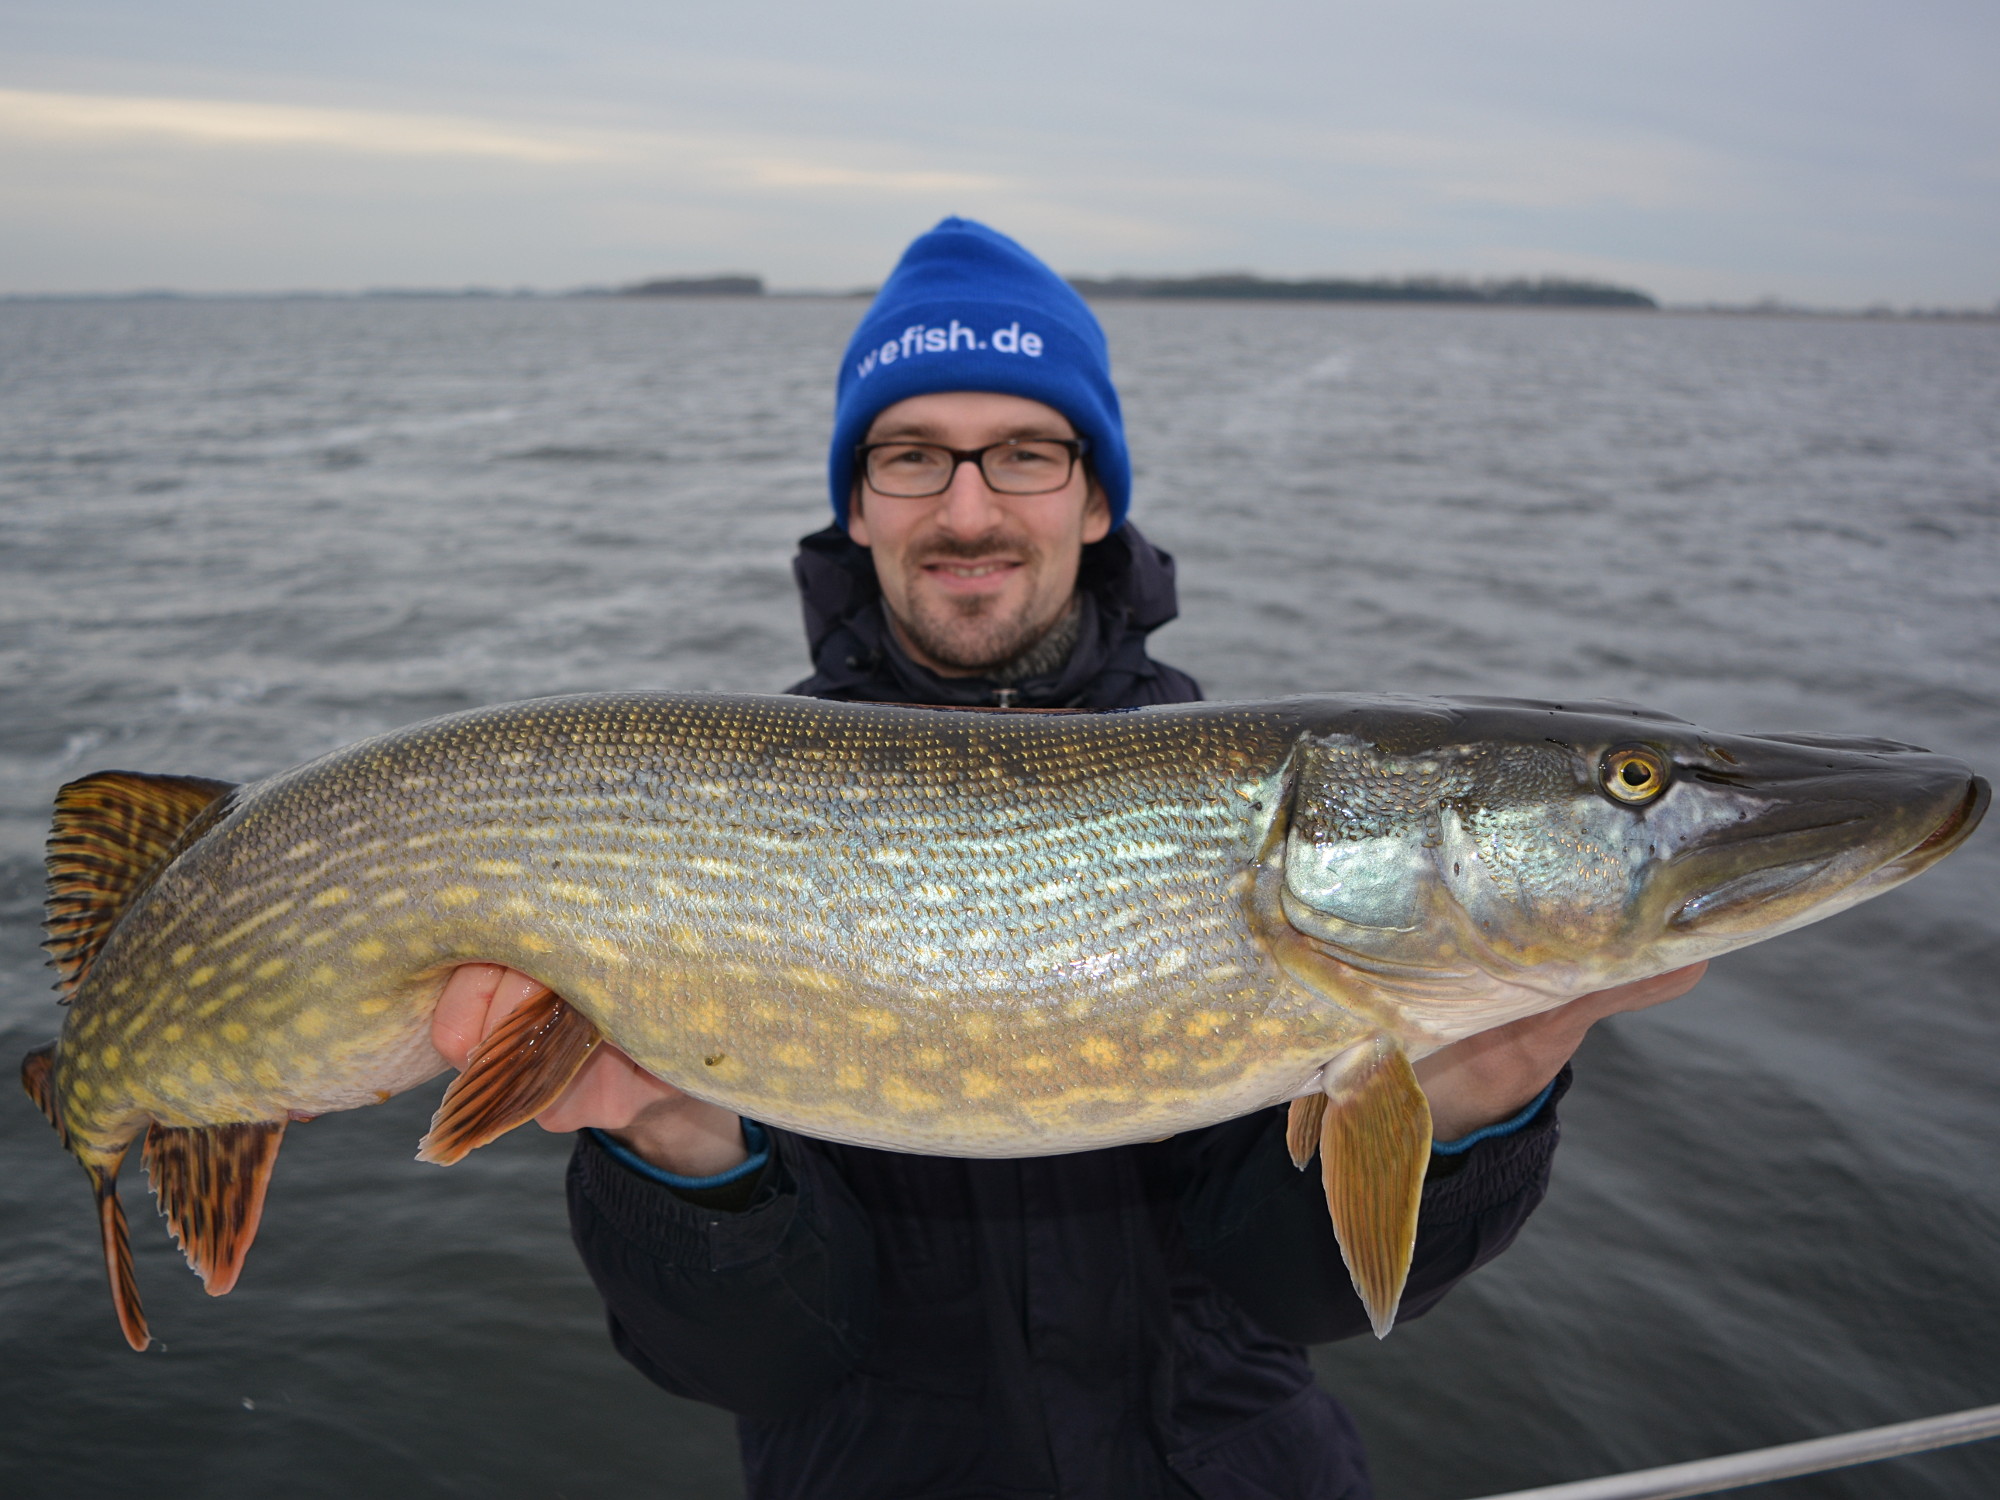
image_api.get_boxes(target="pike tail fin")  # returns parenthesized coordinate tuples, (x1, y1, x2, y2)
(21, 1042, 65, 1144)
(91, 1160, 150, 1352)
(143, 1120, 288, 1296)
(26, 1043, 151, 1350)
(1317, 1035, 1432, 1339)
(417, 989, 602, 1165)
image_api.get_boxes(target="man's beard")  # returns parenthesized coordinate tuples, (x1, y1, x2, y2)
(892, 537, 1068, 674)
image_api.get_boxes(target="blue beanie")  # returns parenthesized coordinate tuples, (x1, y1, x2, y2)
(828, 217, 1130, 531)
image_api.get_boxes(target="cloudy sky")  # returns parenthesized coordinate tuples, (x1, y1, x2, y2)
(5, 1, 1996, 305)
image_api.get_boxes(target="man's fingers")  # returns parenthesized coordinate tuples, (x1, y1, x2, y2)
(1575, 961, 1709, 1020)
(430, 964, 553, 1069)
(431, 963, 505, 1068)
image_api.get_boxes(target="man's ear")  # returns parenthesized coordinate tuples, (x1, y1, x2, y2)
(847, 485, 871, 546)
(1081, 481, 1112, 545)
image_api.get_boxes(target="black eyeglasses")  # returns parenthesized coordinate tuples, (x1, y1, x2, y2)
(856, 437, 1088, 498)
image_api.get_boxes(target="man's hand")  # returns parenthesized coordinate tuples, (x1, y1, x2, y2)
(432, 964, 752, 1178)
(1412, 962, 1708, 1142)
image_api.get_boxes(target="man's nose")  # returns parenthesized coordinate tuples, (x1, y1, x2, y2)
(934, 456, 1007, 533)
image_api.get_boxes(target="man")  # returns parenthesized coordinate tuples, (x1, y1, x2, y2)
(434, 218, 1701, 1497)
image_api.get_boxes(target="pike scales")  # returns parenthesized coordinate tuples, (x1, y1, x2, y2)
(21, 690, 1987, 1350)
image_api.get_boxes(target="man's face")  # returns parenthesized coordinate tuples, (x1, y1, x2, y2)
(848, 391, 1112, 676)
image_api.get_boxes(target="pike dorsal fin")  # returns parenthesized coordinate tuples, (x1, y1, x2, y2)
(417, 990, 603, 1165)
(44, 771, 238, 996)
(143, 1120, 288, 1297)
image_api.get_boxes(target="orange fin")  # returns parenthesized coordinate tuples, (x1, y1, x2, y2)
(90, 1163, 150, 1352)
(417, 991, 602, 1165)
(1285, 1093, 1327, 1170)
(44, 771, 237, 997)
(142, 1119, 287, 1296)
(1318, 1035, 1432, 1339)
(21, 1041, 66, 1144)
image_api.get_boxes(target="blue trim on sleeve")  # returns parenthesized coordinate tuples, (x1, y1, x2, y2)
(1431, 1081, 1557, 1156)
(586, 1120, 770, 1189)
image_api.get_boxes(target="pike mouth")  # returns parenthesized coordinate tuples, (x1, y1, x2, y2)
(1885, 776, 1990, 872)
(1672, 856, 1836, 930)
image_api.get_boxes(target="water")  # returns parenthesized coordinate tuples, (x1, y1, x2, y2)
(2, 297, 1996, 1498)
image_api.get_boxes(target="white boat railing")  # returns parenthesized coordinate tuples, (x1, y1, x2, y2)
(1462, 1401, 2000, 1500)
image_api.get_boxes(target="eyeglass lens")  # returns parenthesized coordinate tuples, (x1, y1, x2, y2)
(864, 441, 1077, 497)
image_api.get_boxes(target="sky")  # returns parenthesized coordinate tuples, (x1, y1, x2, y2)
(3, 1, 1996, 306)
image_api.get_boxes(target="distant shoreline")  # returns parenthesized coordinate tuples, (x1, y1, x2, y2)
(2, 280, 1995, 321)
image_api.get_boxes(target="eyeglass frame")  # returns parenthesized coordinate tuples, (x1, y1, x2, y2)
(854, 436, 1090, 498)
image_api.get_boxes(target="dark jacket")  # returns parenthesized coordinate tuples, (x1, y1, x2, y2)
(567, 525, 1563, 1499)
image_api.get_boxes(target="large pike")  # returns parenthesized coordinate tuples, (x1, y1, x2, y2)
(20, 693, 1987, 1349)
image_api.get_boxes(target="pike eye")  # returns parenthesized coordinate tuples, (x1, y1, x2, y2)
(1601, 745, 1670, 805)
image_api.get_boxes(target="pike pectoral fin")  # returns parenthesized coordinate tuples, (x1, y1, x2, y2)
(142, 1119, 287, 1297)
(88, 1161, 149, 1352)
(1285, 1094, 1327, 1170)
(1318, 1035, 1432, 1340)
(417, 990, 602, 1166)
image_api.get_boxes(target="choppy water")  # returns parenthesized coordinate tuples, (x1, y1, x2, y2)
(1, 297, 1996, 1499)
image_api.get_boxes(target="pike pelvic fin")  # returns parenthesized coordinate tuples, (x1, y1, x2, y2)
(1317, 1034, 1432, 1340)
(142, 1119, 288, 1297)
(417, 989, 602, 1165)
(1285, 1093, 1327, 1170)
(43, 771, 238, 997)
(90, 1159, 149, 1352)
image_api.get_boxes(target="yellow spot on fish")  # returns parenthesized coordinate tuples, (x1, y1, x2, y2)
(437, 886, 481, 909)
(185, 965, 215, 988)
(72, 1078, 94, 1100)
(161, 1024, 184, 1043)
(100, 1044, 122, 1068)
(879, 1075, 941, 1111)
(293, 1009, 328, 1038)
(914, 1047, 946, 1069)
(221, 1022, 250, 1043)
(959, 1013, 996, 1043)
(1013, 1054, 1056, 1074)
(352, 938, 386, 963)
(195, 997, 228, 1018)
(311, 886, 351, 908)
(519, 932, 554, 954)
(79, 1015, 103, 1040)
(373, 887, 409, 908)
(962, 1069, 999, 1099)
(1077, 1037, 1121, 1068)
(171, 944, 195, 967)
(472, 859, 524, 876)
(311, 965, 337, 986)
(253, 1059, 282, 1088)
(222, 982, 246, 1001)
(255, 958, 288, 980)
(851, 1008, 900, 1037)
(187, 1059, 212, 1084)
(286, 840, 321, 859)
(1184, 1011, 1229, 1038)
(219, 1058, 244, 1083)
(835, 1064, 867, 1090)
(1143, 1050, 1178, 1072)
(358, 997, 391, 1015)
(772, 1043, 815, 1069)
